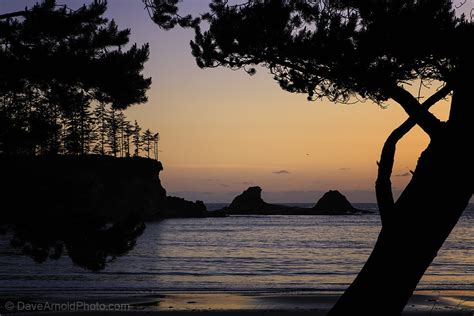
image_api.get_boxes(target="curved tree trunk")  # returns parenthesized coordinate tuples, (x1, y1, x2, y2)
(328, 83, 473, 315)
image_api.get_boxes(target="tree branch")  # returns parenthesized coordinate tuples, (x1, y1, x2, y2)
(377, 85, 451, 226)
(0, 3, 84, 21)
(0, 11, 28, 20)
(388, 85, 444, 138)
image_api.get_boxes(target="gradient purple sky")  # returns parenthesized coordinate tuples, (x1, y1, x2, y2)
(2, 0, 471, 203)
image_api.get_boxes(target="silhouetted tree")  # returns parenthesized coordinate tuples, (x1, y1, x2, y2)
(39, 87, 64, 155)
(146, 0, 474, 314)
(122, 120, 133, 157)
(62, 89, 94, 155)
(0, 0, 151, 155)
(142, 129, 153, 158)
(115, 111, 127, 157)
(1, 90, 39, 154)
(63, 108, 85, 155)
(93, 103, 109, 155)
(78, 105, 97, 155)
(132, 120, 142, 157)
(153, 132, 160, 160)
(107, 109, 120, 157)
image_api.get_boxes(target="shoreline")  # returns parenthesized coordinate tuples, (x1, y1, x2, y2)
(4, 290, 473, 315)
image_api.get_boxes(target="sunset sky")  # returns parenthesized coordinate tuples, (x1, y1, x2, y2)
(3, 0, 470, 202)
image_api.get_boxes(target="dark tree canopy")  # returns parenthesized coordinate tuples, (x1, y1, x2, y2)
(147, 0, 471, 105)
(0, 0, 151, 108)
(0, 0, 155, 155)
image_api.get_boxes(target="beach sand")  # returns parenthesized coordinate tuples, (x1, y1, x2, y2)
(6, 290, 474, 315)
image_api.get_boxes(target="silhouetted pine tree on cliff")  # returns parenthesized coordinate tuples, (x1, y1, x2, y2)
(0, 0, 159, 158)
(143, 129, 153, 158)
(153, 132, 160, 160)
(132, 120, 142, 157)
(145, 0, 473, 314)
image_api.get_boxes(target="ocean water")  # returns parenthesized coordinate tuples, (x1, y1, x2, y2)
(0, 203, 473, 299)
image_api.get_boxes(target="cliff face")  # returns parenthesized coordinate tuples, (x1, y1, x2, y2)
(0, 155, 167, 223)
(0, 155, 168, 270)
(0, 155, 217, 224)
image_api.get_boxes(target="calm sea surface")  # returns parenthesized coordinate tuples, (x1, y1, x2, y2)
(1, 203, 472, 298)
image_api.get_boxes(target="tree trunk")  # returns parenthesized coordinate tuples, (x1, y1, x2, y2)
(328, 84, 473, 315)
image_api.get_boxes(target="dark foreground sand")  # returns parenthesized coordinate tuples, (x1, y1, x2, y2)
(7, 290, 474, 315)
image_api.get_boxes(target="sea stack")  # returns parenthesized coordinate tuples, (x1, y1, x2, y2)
(222, 186, 303, 215)
(220, 187, 364, 215)
(312, 190, 358, 214)
(227, 186, 268, 214)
